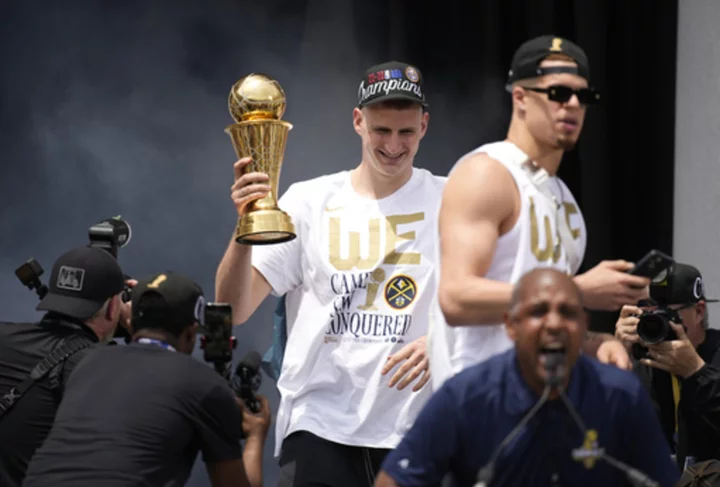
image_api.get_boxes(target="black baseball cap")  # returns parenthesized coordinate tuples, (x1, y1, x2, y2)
(37, 247, 125, 320)
(506, 35, 591, 87)
(357, 61, 428, 109)
(650, 263, 719, 306)
(132, 272, 205, 333)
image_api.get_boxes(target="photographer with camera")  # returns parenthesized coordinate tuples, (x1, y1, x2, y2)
(0, 246, 131, 487)
(614, 262, 720, 470)
(23, 271, 270, 487)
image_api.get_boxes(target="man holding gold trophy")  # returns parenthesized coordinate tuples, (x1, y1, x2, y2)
(215, 61, 446, 486)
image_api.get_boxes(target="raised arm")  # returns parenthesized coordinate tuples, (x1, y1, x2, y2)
(215, 235, 273, 325)
(215, 158, 274, 325)
(437, 154, 518, 326)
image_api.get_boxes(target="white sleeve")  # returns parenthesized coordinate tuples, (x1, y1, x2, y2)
(251, 183, 305, 297)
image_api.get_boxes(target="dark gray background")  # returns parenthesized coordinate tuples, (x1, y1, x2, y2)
(2, 0, 697, 485)
(0, 1, 486, 485)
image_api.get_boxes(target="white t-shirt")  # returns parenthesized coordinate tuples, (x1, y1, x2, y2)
(428, 140, 587, 390)
(251, 167, 446, 456)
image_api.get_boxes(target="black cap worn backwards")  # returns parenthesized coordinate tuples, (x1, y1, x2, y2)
(506, 35, 591, 88)
(357, 61, 428, 109)
(36, 246, 125, 320)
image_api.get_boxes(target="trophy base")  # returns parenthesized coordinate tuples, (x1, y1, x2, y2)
(236, 209, 296, 245)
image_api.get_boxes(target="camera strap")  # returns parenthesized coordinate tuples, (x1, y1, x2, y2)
(515, 157, 581, 274)
(0, 337, 92, 420)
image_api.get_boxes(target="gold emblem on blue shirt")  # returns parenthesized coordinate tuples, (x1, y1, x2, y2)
(571, 429, 601, 469)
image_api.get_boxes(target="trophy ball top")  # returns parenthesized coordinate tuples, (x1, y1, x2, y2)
(228, 74, 287, 122)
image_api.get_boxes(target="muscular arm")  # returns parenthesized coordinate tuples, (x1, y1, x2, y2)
(437, 154, 518, 325)
(215, 232, 272, 325)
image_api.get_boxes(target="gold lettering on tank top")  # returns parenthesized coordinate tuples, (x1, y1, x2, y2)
(530, 197, 582, 263)
(563, 202, 581, 239)
(328, 212, 425, 270)
(530, 197, 555, 262)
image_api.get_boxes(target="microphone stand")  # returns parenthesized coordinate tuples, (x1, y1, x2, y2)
(552, 360, 660, 487)
(474, 377, 553, 486)
(475, 352, 660, 487)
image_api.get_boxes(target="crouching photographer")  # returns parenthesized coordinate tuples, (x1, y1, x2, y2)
(22, 271, 270, 487)
(0, 246, 131, 487)
(614, 262, 720, 470)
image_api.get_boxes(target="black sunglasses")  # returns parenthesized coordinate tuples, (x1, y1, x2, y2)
(522, 85, 600, 105)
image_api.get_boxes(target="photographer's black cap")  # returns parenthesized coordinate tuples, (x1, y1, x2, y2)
(37, 247, 125, 320)
(650, 263, 719, 305)
(506, 35, 591, 87)
(357, 61, 428, 109)
(132, 272, 204, 332)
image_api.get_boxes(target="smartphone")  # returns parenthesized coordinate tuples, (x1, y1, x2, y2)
(202, 303, 234, 364)
(628, 249, 674, 279)
(205, 303, 233, 329)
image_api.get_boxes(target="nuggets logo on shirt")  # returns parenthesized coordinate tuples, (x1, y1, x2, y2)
(384, 275, 417, 310)
(323, 212, 425, 345)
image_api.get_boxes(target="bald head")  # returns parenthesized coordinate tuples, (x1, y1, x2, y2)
(509, 268, 583, 318)
(504, 267, 587, 397)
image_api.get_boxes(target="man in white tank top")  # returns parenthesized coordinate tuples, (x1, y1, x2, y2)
(429, 35, 651, 389)
(216, 61, 446, 487)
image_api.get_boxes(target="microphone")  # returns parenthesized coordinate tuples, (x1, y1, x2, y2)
(230, 351, 263, 413)
(474, 351, 565, 487)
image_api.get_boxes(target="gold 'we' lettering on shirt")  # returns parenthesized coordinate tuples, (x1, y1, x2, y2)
(328, 212, 424, 271)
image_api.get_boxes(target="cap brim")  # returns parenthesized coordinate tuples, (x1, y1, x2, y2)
(37, 292, 104, 320)
(359, 94, 428, 108)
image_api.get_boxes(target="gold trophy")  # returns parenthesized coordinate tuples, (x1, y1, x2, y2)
(225, 73, 296, 245)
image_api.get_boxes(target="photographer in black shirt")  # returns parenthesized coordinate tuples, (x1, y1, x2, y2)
(615, 262, 720, 470)
(0, 246, 130, 487)
(23, 271, 268, 487)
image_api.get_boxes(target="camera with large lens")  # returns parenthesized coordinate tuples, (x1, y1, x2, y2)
(637, 308, 681, 344)
(631, 307, 682, 360)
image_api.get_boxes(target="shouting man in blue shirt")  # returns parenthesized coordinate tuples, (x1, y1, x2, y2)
(375, 267, 680, 487)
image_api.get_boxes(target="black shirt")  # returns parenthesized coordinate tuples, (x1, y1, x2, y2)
(0, 315, 99, 487)
(636, 329, 720, 468)
(23, 342, 245, 487)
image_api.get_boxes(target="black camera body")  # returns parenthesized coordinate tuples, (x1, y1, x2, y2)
(199, 305, 262, 417)
(631, 307, 682, 360)
(87, 217, 131, 259)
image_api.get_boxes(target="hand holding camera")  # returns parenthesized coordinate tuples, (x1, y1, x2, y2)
(617, 305, 705, 378)
(615, 305, 643, 347)
(640, 322, 705, 378)
(237, 394, 271, 442)
(118, 279, 138, 334)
